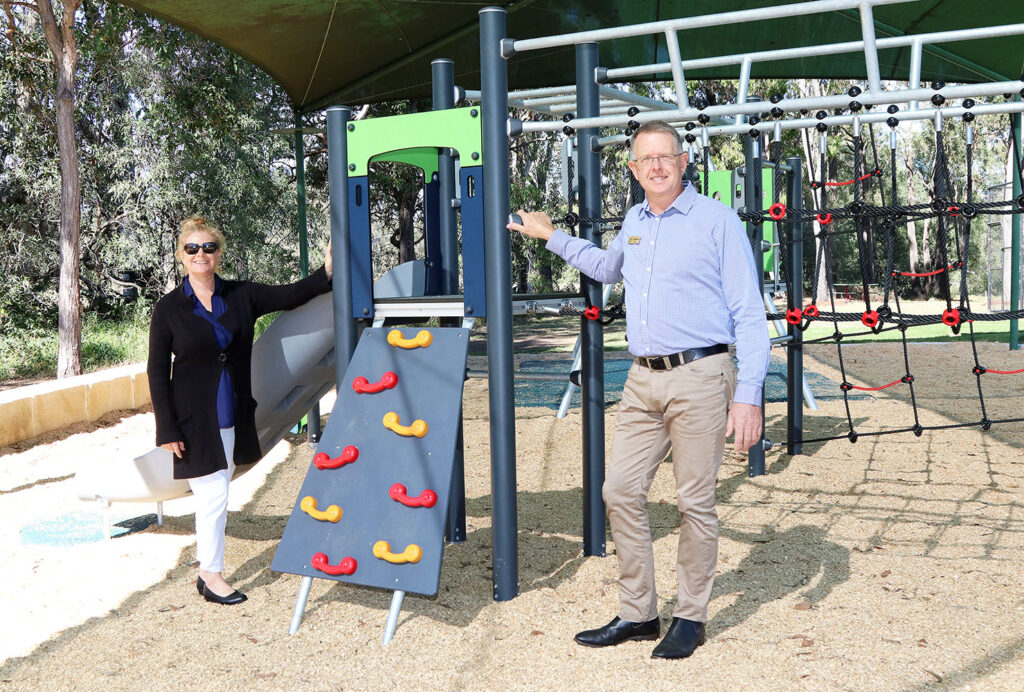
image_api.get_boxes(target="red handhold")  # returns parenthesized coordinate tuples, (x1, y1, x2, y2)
(803, 305, 820, 318)
(861, 310, 880, 328)
(584, 306, 600, 321)
(816, 213, 833, 225)
(311, 552, 357, 576)
(352, 371, 398, 394)
(942, 308, 960, 326)
(389, 482, 438, 509)
(313, 445, 359, 470)
(768, 202, 787, 220)
(785, 308, 802, 325)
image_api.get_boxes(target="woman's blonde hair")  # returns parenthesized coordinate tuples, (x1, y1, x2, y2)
(176, 216, 227, 275)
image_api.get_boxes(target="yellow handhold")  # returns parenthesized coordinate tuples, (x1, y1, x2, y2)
(300, 495, 343, 523)
(382, 411, 428, 438)
(387, 329, 433, 349)
(373, 540, 423, 564)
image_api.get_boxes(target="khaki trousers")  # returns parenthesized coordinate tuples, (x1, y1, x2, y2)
(603, 352, 736, 623)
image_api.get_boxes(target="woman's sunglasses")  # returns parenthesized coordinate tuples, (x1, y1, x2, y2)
(184, 242, 219, 255)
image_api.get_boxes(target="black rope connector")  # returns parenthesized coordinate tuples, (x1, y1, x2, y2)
(981, 418, 992, 431)
(569, 369, 582, 387)
(563, 125, 575, 136)
(848, 85, 862, 97)
(963, 112, 975, 123)
(930, 198, 947, 214)
(973, 365, 987, 376)
(847, 200, 866, 216)
(563, 211, 579, 227)
(961, 202, 978, 218)
(684, 122, 697, 131)
(627, 120, 640, 131)
(770, 93, 784, 104)
(749, 115, 761, 126)
(901, 374, 915, 384)
(685, 133, 697, 144)
(877, 305, 892, 320)
(887, 104, 900, 114)
(912, 424, 923, 437)
(697, 113, 711, 125)
(816, 122, 828, 133)
(815, 110, 827, 120)
(931, 80, 946, 90)
(1016, 194, 1024, 211)
(626, 106, 640, 117)
(770, 107, 784, 118)
(886, 117, 899, 128)
(931, 93, 945, 106)
(748, 128, 760, 138)
(963, 98, 975, 109)
(562, 113, 574, 123)
(849, 100, 863, 112)
(848, 431, 859, 443)
(840, 382, 853, 392)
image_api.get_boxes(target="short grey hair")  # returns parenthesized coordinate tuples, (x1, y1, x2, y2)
(628, 121, 684, 160)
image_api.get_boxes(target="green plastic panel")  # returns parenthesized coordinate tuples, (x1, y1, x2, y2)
(347, 108, 483, 178)
(369, 147, 441, 179)
(697, 169, 776, 274)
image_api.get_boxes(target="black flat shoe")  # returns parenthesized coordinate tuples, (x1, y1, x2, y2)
(574, 616, 660, 648)
(651, 617, 706, 659)
(196, 576, 205, 596)
(202, 585, 248, 605)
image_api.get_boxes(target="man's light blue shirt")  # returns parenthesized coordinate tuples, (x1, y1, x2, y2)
(546, 182, 770, 406)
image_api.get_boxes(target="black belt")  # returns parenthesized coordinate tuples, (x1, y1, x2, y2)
(635, 344, 729, 371)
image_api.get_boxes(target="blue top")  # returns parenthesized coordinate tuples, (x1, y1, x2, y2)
(183, 275, 236, 428)
(546, 182, 770, 406)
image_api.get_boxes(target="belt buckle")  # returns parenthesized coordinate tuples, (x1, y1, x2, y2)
(649, 356, 667, 371)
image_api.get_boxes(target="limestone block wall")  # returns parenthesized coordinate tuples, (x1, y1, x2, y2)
(0, 363, 150, 448)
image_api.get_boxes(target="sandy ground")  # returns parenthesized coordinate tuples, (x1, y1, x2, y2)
(1, 341, 1024, 691)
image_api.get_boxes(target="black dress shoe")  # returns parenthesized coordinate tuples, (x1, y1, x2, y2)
(202, 584, 248, 605)
(574, 616, 660, 647)
(195, 576, 205, 596)
(651, 617, 706, 659)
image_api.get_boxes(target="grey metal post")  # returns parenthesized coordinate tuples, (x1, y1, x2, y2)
(1011, 110, 1021, 350)
(785, 156, 804, 456)
(576, 42, 606, 557)
(295, 109, 321, 444)
(327, 106, 358, 379)
(742, 121, 767, 477)
(479, 6, 519, 601)
(433, 58, 466, 543)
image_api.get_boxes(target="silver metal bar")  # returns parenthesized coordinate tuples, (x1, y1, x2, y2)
(909, 39, 923, 111)
(156, 501, 163, 526)
(665, 30, 689, 109)
(597, 101, 1024, 147)
(737, 56, 752, 121)
(288, 576, 313, 635)
(859, 3, 882, 95)
(512, 0, 915, 53)
(604, 23, 1024, 82)
(526, 81, 1024, 134)
(382, 590, 406, 645)
(599, 86, 676, 111)
(556, 283, 613, 419)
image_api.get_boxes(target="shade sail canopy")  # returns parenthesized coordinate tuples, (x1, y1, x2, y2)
(117, 0, 1024, 111)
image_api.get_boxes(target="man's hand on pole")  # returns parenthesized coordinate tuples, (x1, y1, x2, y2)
(726, 402, 762, 454)
(507, 210, 556, 242)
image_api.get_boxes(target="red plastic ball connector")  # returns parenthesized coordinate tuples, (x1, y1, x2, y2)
(816, 213, 832, 226)
(942, 308, 960, 327)
(803, 305, 820, 318)
(352, 371, 398, 394)
(785, 308, 802, 325)
(584, 306, 600, 321)
(861, 310, 880, 328)
(313, 445, 359, 470)
(768, 203, 787, 221)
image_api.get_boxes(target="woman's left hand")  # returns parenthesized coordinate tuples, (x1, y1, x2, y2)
(325, 241, 332, 279)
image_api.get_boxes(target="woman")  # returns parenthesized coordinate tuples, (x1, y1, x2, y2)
(148, 216, 332, 605)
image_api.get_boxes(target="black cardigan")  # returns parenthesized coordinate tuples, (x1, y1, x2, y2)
(147, 266, 331, 479)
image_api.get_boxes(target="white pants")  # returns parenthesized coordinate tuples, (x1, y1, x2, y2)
(187, 428, 236, 573)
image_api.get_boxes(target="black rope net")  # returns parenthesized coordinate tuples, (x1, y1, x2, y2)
(561, 117, 1024, 448)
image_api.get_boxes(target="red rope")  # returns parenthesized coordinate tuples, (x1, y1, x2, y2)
(986, 368, 1024, 375)
(849, 379, 903, 391)
(893, 261, 961, 278)
(811, 169, 882, 189)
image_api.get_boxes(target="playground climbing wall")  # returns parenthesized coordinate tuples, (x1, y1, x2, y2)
(271, 327, 470, 596)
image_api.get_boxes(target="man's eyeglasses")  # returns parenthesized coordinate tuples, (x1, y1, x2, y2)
(184, 242, 219, 255)
(633, 153, 682, 168)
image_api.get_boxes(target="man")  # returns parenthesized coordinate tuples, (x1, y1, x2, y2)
(507, 120, 769, 659)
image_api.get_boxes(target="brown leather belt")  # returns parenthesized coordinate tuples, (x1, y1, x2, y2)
(634, 344, 729, 371)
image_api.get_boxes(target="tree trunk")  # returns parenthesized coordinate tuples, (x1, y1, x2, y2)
(37, 0, 83, 378)
(397, 189, 417, 264)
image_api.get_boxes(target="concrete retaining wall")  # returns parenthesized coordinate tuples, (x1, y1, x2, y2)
(0, 363, 150, 448)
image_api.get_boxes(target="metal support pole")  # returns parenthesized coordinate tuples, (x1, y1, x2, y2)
(479, 6, 519, 601)
(1012, 109, 1022, 350)
(326, 106, 358, 383)
(743, 120, 767, 477)
(295, 109, 321, 444)
(858, 2, 882, 95)
(382, 590, 406, 645)
(786, 156, 804, 455)
(576, 41, 606, 557)
(433, 58, 467, 543)
(288, 576, 313, 634)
